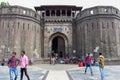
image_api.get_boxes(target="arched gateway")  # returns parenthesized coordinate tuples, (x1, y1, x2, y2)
(49, 33, 68, 58)
(36, 5, 81, 58)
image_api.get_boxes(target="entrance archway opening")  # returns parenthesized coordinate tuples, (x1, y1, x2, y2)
(52, 36, 65, 58)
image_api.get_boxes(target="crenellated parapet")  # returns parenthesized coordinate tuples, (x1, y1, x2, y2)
(0, 5, 40, 22)
(76, 6, 120, 21)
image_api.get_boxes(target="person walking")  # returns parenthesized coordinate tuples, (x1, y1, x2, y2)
(20, 51, 30, 80)
(98, 53, 104, 80)
(8, 52, 20, 80)
(84, 53, 93, 76)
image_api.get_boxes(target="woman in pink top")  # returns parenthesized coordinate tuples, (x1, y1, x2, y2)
(20, 51, 30, 80)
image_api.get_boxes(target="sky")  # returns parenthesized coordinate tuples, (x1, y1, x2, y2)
(1, 0, 120, 10)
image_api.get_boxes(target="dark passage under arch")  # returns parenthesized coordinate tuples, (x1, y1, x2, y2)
(52, 36, 65, 58)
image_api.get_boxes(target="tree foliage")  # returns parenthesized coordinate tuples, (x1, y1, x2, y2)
(0, 2, 10, 7)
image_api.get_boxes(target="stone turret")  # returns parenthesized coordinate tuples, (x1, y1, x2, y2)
(76, 6, 120, 61)
(0, 6, 41, 59)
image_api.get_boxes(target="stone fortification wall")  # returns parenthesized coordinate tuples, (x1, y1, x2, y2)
(76, 6, 120, 60)
(0, 6, 41, 59)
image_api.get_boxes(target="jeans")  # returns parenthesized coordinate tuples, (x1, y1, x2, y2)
(9, 68, 18, 80)
(85, 64, 93, 75)
(99, 68, 104, 80)
(20, 68, 30, 80)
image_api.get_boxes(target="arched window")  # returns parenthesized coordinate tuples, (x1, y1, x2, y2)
(56, 10, 60, 16)
(62, 10, 66, 16)
(46, 10, 50, 16)
(51, 10, 55, 16)
(67, 10, 71, 16)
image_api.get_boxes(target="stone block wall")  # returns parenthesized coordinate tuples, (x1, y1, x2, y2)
(76, 6, 120, 60)
(0, 6, 41, 59)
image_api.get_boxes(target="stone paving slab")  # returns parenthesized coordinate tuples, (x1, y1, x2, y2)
(0, 66, 47, 80)
(45, 70, 69, 80)
(67, 66, 120, 80)
(1, 64, 120, 80)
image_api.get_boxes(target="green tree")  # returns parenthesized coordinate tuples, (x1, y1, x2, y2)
(0, 2, 10, 7)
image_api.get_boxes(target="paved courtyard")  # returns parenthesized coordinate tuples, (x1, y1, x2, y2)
(0, 64, 120, 80)
(0, 65, 47, 80)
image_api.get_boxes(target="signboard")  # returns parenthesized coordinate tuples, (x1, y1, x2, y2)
(54, 28, 62, 32)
